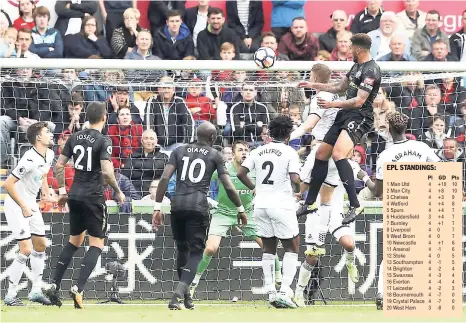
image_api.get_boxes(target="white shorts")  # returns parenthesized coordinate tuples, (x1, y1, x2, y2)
(4, 197, 45, 241)
(300, 143, 339, 187)
(254, 208, 299, 240)
(304, 183, 352, 244)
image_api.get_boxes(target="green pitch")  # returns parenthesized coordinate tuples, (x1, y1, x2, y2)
(1, 301, 465, 322)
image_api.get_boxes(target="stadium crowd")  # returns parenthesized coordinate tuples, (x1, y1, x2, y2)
(0, 0, 465, 211)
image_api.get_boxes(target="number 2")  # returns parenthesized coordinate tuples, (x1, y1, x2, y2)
(262, 161, 274, 184)
(73, 145, 92, 171)
(181, 156, 206, 183)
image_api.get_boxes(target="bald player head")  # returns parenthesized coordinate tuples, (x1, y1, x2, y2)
(196, 121, 218, 146)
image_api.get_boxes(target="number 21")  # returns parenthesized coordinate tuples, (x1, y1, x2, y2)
(73, 145, 92, 171)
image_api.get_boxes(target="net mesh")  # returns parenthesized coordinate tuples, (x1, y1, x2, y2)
(0, 64, 465, 303)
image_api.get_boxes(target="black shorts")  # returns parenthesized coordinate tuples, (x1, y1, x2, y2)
(170, 210, 210, 252)
(323, 110, 373, 146)
(68, 199, 108, 238)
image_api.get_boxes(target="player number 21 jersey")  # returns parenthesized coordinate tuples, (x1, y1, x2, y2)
(242, 142, 300, 210)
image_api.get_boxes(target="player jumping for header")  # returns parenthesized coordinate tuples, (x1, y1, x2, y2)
(297, 33, 381, 225)
(190, 141, 282, 297)
(3, 122, 55, 306)
(357, 112, 440, 309)
(152, 122, 247, 310)
(238, 115, 302, 308)
(45, 102, 125, 309)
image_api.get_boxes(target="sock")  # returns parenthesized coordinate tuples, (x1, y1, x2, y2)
(174, 250, 203, 298)
(335, 159, 360, 208)
(304, 159, 329, 205)
(196, 254, 212, 276)
(274, 255, 282, 283)
(281, 252, 298, 293)
(346, 250, 355, 264)
(318, 203, 332, 246)
(77, 246, 102, 293)
(262, 253, 276, 293)
(52, 242, 79, 289)
(30, 250, 46, 293)
(176, 244, 190, 280)
(6, 252, 29, 298)
(295, 261, 314, 294)
(377, 260, 384, 296)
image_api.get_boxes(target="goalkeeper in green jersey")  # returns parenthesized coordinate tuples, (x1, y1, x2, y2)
(190, 141, 281, 296)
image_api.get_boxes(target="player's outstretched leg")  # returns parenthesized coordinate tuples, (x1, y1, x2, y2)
(376, 260, 384, 310)
(173, 241, 195, 310)
(191, 236, 221, 298)
(45, 240, 80, 307)
(28, 236, 51, 305)
(296, 144, 333, 218)
(4, 242, 30, 306)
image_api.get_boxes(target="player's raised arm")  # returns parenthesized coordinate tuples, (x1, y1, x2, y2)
(237, 152, 255, 191)
(299, 76, 350, 94)
(290, 114, 320, 141)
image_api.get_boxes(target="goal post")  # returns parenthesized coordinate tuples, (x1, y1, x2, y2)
(0, 59, 465, 304)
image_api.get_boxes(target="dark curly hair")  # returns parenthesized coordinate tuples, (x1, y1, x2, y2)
(268, 115, 294, 141)
(387, 111, 408, 134)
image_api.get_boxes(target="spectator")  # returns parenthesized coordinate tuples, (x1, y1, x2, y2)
(142, 179, 171, 206)
(412, 85, 452, 137)
(152, 10, 194, 60)
(368, 11, 410, 59)
(270, 0, 305, 41)
(121, 129, 169, 195)
(230, 83, 270, 146)
(99, 0, 136, 42)
(411, 10, 450, 61)
(352, 145, 372, 193)
(47, 130, 75, 193)
(111, 8, 141, 59)
(319, 10, 348, 53)
(1, 9, 12, 28)
(396, 0, 426, 40)
(63, 15, 113, 58)
(437, 137, 465, 161)
(183, 0, 210, 51)
(453, 99, 466, 143)
(54, 0, 97, 37)
(108, 106, 143, 168)
(54, 92, 86, 136)
(260, 31, 289, 60)
(350, 0, 383, 35)
(125, 29, 160, 60)
(11, 28, 40, 59)
(369, 111, 393, 171)
(288, 104, 303, 150)
(278, 17, 319, 61)
(147, 76, 194, 151)
(210, 42, 236, 82)
(185, 78, 216, 125)
(423, 39, 458, 62)
(420, 114, 452, 149)
(107, 85, 143, 125)
(13, 0, 36, 31)
(226, 0, 264, 53)
(104, 170, 141, 213)
(222, 146, 233, 163)
(148, 0, 186, 34)
(30, 6, 64, 58)
(377, 35, 414, 61)
(330, 30, 353, 61)
(197, 7, 241, 60)
(0, 27, 18, 58)
(316, 50, 330, 61)
(450, 9, 466, 61)
(439, 76, 466, 117)
(387, 71, 424, 110)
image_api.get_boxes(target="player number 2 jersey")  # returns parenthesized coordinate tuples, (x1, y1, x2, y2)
(9, 147, 54, 202)
(376, 140, 440, 180)
(242, 142, 300, 210)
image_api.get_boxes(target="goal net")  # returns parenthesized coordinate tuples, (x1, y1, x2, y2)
(0, 59, 465, 304)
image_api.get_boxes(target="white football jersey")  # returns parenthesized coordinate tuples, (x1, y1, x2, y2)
(8, 148, 54, 202)
(242, 142, 300, 210)
(309, 91, 340, 141)
(376, 139, 440, 180)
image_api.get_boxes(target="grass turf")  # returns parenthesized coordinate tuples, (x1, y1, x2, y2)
(1, 301, 465, 322)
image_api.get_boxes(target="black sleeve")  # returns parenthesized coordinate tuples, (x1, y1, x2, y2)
(358, 67, 380, 93)
(168, 148, 178, 167)
(248, 2, 264, 39)
(100, 137, 113, 161)
(61, 136, 73, 158)
(70, 0, 97, 15)
(215, 151, 228, 177)
(226, 2, 244, 39)
(350, 13, 361, 34)
(196, 31, 211, 60)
